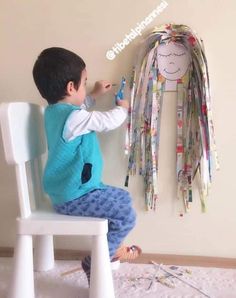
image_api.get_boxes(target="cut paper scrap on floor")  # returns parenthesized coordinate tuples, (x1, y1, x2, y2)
(125, 24, 220, 213)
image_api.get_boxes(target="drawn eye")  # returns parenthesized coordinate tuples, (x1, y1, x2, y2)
(158, 53, 171, 57)
(173, 52, 186, 56)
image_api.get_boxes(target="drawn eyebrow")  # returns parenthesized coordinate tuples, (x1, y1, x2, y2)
(158, 52, 186, 57)
(173, 52, 186, 56)
(158, 53, 171, 57)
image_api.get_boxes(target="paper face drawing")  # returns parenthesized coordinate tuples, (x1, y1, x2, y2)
(126, 24, 217, 212)
(157, 42, 191, 91)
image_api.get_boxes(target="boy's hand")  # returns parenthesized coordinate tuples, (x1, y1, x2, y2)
(116, 99, 129, 110)
(90, 80, 112, 99)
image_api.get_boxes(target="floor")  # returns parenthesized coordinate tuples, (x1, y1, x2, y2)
(0, 257, 236, 298)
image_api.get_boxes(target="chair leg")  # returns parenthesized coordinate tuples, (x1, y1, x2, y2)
(90, 235, 115, 298)
(8, 235, 35, 298)
(34, 235, 54, 271)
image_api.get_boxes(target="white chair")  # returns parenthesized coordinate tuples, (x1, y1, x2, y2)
(0, 102, 115, 298)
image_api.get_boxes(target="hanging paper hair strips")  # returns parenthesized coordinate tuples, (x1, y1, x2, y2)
(125, 24, 219, 212)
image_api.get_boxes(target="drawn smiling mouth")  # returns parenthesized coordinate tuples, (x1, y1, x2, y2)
(164, 68, 180, 74)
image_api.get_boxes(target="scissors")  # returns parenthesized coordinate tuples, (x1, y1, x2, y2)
(115, 77, 126, 101)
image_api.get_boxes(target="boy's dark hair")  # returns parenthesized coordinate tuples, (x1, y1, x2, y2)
(33, 47, 86, 104)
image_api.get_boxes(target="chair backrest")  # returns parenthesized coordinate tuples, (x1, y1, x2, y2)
(0, 102, 47, 218)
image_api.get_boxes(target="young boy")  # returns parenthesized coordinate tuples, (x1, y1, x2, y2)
(32, 47, 138, 283)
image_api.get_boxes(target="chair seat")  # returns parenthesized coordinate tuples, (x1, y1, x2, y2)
(16, 209, 108, 236)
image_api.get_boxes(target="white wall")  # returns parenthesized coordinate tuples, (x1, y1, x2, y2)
(0, 0, 236, 258)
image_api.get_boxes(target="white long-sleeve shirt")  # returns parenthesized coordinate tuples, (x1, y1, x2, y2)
(63, 95, 128, 141)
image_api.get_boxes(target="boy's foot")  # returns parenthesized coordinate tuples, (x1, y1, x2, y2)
(113, 245, 142, 261)
(81, 246, 141, 283)
(82, 255, 120, 284)
(81, 255, 91, 285)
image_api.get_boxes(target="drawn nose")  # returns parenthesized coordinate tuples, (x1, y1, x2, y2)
(169, 61, 175, 64)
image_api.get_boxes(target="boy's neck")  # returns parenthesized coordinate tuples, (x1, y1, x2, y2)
(58, 96, 82, 106)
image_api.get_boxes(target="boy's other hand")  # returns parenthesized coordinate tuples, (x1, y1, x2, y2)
(90, 80, 112, 99)
(116, 99, 129, 110)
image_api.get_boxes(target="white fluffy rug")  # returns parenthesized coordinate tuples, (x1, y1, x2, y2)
(0, 257, 236, 298)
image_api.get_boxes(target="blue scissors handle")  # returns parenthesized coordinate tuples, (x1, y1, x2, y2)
(115, 77, 126, 100)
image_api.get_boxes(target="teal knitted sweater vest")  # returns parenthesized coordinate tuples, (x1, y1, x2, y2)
(43, 103, 104, 205)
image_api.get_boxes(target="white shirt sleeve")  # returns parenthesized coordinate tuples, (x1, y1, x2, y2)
(63, 106, 128, 141)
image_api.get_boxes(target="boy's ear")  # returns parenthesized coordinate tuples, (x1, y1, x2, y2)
(66, 81, 76, 95)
